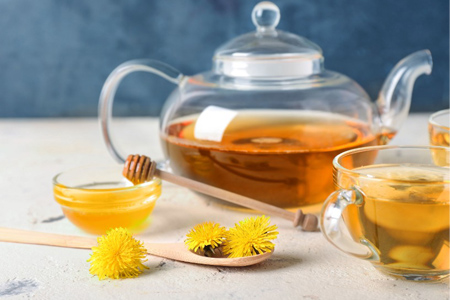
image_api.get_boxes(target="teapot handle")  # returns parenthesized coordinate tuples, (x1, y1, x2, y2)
(99, 60, 184, 163)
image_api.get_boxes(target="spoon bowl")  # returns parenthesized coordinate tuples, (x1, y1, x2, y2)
(145, 242, 273, 267)
(0, 227, 272, 267)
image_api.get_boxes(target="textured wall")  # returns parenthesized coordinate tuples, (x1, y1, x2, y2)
(0, 0, 448, 117)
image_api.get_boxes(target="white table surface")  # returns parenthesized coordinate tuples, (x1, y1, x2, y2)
(0, 113, 448, 300)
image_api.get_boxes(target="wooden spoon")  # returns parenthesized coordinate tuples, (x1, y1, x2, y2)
(0, 227, 271, 267)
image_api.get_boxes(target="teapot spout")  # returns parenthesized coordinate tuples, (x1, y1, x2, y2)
(376, 50, 432, 140)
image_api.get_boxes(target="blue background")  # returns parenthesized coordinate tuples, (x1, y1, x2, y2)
(0, 0, 448, 118)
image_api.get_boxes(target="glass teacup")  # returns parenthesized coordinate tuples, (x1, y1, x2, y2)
(429, 109, 449, 165)
(320, 145, 449, 281)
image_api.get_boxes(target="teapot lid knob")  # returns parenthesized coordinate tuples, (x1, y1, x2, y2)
(213, 1, 324, 79)
(252, 1, 280, 32)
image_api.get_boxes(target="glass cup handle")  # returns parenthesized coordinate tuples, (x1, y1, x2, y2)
(320, 188, 377, 260)
(99, 59, 185, 163)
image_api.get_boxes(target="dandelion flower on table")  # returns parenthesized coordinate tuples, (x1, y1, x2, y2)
(88, 228, 148, 280)
(223, 215, 278, 258)
(185, 222, 227, 256)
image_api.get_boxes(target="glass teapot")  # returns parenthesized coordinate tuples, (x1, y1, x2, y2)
(99, 2, 432, 210)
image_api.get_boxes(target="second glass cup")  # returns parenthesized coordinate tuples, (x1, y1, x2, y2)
(429, 109, 450, 147)
(320, 145, 449, 281)
(429, 109, 449, 166)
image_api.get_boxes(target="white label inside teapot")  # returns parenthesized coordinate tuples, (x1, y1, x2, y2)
(194, 106, 237, 142)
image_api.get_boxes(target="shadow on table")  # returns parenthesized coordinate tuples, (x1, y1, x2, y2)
(195, 253, 303, 274)
(138, 252, 303, 278)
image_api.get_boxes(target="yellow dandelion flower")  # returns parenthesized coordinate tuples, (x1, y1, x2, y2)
(87, 228, 148, 280)
(223, 215, 278, 258)
(185, 222, 227, 255)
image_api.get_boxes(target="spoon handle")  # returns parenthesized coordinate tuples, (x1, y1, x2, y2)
(0, 228, 194, 260)
(0, 227, 96, 249)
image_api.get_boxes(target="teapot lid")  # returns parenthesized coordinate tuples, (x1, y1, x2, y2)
(213, 2, 324, 79)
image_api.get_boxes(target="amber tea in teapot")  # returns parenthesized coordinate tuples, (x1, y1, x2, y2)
(162, 110, 392, 209)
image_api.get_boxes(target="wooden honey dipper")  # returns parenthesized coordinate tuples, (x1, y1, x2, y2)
(123, 154, 318, 231)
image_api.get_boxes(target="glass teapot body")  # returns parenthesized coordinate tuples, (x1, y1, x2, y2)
(99, 2, 432, 209)
(158, 70, 381, 209)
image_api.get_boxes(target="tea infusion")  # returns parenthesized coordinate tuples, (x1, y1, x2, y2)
(429, 124, 450, 166)
(344, 165, 449, 279)
(162, 110, 392, 209)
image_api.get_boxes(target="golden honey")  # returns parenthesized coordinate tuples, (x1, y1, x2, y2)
(53, 179, 161, 234)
